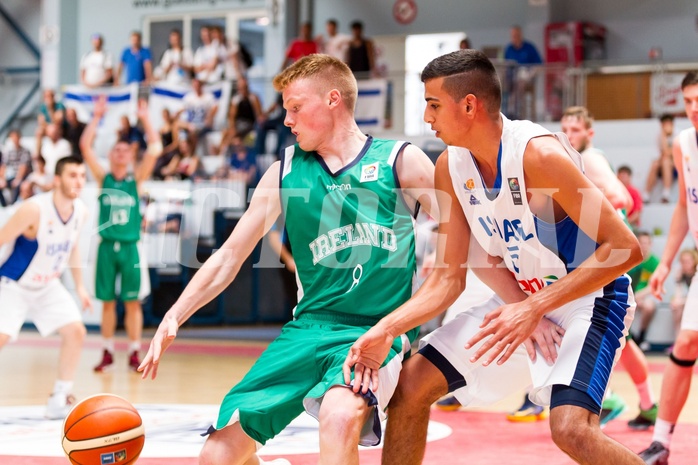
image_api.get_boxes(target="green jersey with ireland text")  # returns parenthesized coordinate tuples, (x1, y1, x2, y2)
(98, 173, 141, 242)
(280, 137, 417, 330)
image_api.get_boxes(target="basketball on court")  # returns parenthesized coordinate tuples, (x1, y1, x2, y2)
(61, 394, 145, 465)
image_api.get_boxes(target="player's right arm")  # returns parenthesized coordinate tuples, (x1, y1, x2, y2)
(139, 161, 283, 379)
(649, 137, 690, 298)
(343, 151, 471, 392)
(0, 202, 40, 246)
(79, 97, 108, 185)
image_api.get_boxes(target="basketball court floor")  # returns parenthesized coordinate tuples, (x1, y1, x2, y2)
(1, 329, 697, 464)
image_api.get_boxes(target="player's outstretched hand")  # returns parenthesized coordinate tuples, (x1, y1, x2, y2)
(343, 326, 394, 394)
(465, 301, 542, 366)
(649, 262, 670, 300)
(138, 314, 178, 380)
(523, 316, 564, 364)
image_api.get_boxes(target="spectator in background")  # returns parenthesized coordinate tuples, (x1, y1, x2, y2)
(0, 129, 31, 206)
(156, 29, 193, 85)
(181, 78, 218, 155)
(160, 138, 200, 181)
(153, 108, 182, 181)
(36, 122, 72, 178)
(669, 248, 698, 339)
(347, 20, 375, 79)
(38, 89, 66, 125)
(504, 25, 542, 65)
(217, 77, 263, 155)
(193, 25, 223, 84)
(628, 231, 661, 351)
(618, 165, 644, 229)
(159, 108, 183, 158)
(208, 25, 245, 86)
(63, 108, 86, 160)
(644, 113, 676, 203)
(254, 92, 293, 157)
(317, 19, 350, 62)
(116, 31, 152, 86)
(282, 21, 318, 69)
(222, 36, 247, 85)
(226, 137, 257, 186)
(459, 36, 472, 50)
(504, 25, 542, 120)
(80, 33, 113, 88)
(19, 155, 53, 200)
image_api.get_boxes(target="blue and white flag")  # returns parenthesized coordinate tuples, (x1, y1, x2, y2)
(63, 84, 139, 155)
(148, 81, 232, 131)
(355, 79, 388, 133)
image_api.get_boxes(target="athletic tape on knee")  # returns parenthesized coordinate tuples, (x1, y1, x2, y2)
(669, 352, 697, 367)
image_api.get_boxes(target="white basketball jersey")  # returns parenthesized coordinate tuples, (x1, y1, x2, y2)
(0, 193, 85, 289)
(678, 127, 698, 247)
(449, 114, 595, 295)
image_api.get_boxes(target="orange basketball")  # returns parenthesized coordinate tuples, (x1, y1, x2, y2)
(62, 394, 145, 465)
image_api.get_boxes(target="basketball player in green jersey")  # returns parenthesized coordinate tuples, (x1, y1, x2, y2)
(139, 54, 436, 465)
(80, 98, 163, 372)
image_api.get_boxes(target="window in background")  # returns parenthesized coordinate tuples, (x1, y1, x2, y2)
(404, 33, 463, 137)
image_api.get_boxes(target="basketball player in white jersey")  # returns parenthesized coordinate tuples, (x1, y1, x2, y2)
(638, 71, 698, 465)
(344, 49, 645, 464)
(0, 155, 91, 420)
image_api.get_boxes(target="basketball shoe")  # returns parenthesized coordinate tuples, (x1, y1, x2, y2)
(599, 391, 626, 428)
(94, 349, 114, 372)
(628, 404, 658, 430)
(638, 441, 669, 465)
(435, 395, 462, 411)
(45, 393, 75, 420)
(128, 351, 141, 372)
(506, 396, 548, 422)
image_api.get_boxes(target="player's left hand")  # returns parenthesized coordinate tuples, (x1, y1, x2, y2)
(523, 316, 564, 364)
(342, 326, 394, 394)
(465, 301, 542, 366)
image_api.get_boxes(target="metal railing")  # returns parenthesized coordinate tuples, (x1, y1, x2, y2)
(3, 58, 697, 142)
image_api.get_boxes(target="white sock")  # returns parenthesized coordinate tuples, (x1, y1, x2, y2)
(129, 341, 141, 353)
(103, 338, 115, 352)
(653, 419, 675, 448)
(662, 187, 670, 198)
(53, 380, 74, 396)
(636, 379, 655, 410)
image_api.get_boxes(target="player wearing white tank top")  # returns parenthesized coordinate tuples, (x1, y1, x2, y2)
(639, 71, 698, 465)
(345, 50, 645, 465)
(0, 155, 92, 420)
